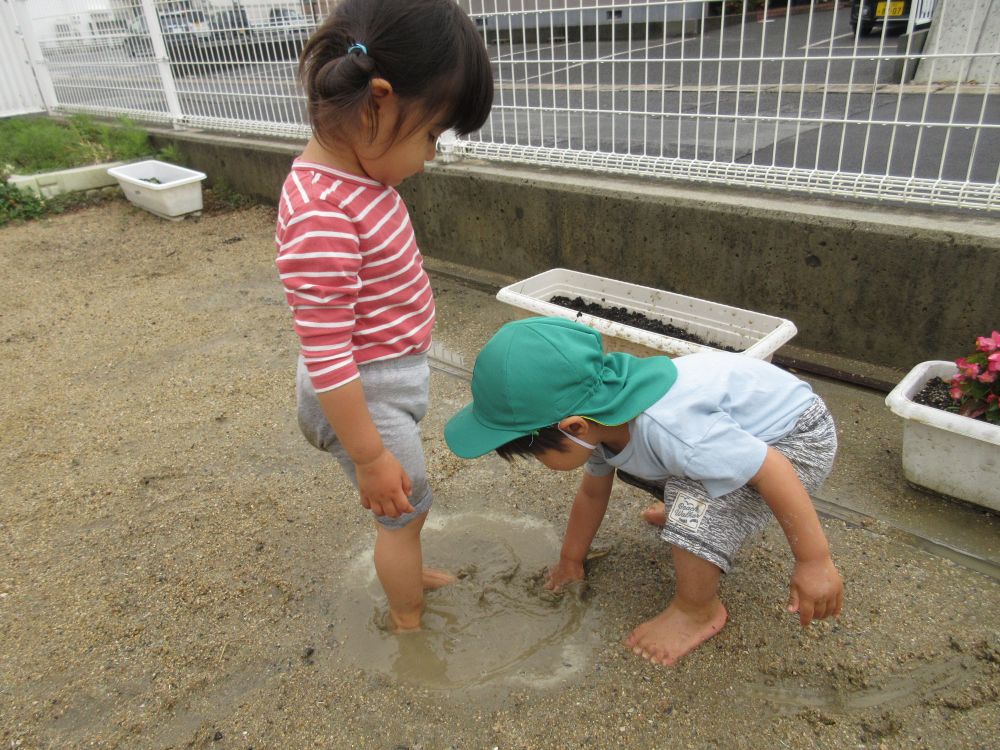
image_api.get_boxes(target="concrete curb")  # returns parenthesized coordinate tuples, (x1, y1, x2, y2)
(10, 161, 126, 198)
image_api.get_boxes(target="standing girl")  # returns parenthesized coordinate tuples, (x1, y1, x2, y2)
(275, 0, 493, 631)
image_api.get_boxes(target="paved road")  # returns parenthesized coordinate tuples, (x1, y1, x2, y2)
(42, 8, 999, 183)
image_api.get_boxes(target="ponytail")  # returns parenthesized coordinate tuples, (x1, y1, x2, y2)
(306, 47, 380, 143)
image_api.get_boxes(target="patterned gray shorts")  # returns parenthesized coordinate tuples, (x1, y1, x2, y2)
(296, 353, 433, 529)
(650, 397, 837, 574)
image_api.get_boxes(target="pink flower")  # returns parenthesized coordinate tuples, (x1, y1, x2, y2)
(950, 385, 964, 400)
(989, 351, 1000, 372)
(988, 393, 998, 404)
(975, 331, 1000, 353)
(955, 357, 981, 378)
(979, 369, 997, 383)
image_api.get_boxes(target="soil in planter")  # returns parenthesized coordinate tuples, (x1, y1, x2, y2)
(913, 377, 958, 413)
(913, 376, 996, 426)
(550, 295, 739, 352)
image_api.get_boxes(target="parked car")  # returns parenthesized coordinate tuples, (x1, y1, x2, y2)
(849, 0, 917, 37)
(254, 6, 311, 60)
(124, 10, 211, 57)
(210, 8, 252, 41)
(265, 7, 308, 27)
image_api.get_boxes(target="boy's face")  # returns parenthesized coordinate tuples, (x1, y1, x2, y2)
(533, 439, 593, 472)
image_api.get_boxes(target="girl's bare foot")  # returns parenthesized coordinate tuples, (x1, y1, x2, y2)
(386, 606, 422, 633)
(385, 571, 455, 632)
(641, 502, 666, 528)
(422, 568, 456, 590)
(624, 598, 728, 666)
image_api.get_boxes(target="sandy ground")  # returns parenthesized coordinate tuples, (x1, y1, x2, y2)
(1, 196, 998, 749)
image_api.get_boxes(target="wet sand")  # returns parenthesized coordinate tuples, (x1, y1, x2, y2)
(1, 197, 998, 748)
(336, 513, 600, 696)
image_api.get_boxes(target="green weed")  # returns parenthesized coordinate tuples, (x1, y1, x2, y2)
(0, 181, 47, 225)
(205, 177, 257, 212)
(0, 115, 154, 175)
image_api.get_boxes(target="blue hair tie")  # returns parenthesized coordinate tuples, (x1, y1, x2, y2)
(346, 42, 368, 56)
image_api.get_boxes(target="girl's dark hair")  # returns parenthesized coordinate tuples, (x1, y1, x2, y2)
(496, 426, 569, 462)
(299, 0, 493, 148)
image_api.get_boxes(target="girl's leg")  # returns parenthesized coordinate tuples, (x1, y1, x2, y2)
(373, 512, 454, 632)
(624, 545, 728, 666)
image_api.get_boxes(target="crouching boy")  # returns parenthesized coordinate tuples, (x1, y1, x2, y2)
(444, 317, 843, 666)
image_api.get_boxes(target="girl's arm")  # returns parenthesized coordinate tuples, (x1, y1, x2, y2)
(749, 446, 843, 626)
(545, 470, 615, 589)
(317, 380, 414, 518)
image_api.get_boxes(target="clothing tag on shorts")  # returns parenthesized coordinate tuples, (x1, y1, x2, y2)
(668, 491, 708, 532)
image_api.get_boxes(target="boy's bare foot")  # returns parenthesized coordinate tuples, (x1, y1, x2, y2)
(422, 568, 456, 591)
(641, 502, 666, 528)
(624, 598, 728, 666)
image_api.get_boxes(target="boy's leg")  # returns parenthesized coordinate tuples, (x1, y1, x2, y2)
(625, 546, 727, 666)
(615, 470, 669, 527)
(632, 475, 770, 666)
(641, 502, 667, 527)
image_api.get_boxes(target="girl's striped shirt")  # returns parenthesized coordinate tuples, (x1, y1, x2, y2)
(275, 161, 435, 392)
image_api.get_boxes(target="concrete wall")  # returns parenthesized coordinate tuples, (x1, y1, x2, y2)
(914, 0, 1000, 83)
(156, 129, 1000, 372)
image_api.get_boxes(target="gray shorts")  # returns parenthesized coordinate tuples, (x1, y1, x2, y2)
(296, 353, 433, 529)
(649, 397, 837, 574)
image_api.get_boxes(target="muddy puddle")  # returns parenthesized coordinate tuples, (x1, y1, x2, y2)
(332, 513, 602, 694)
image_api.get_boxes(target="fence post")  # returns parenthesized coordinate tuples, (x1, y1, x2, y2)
(138, 0, 185, 127)
(10, 0, 59, 114)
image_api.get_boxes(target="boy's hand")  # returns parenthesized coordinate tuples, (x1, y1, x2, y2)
(787, 556, 843, 626)
(355, 449, 415, 519)
(544, 558, 585, 590)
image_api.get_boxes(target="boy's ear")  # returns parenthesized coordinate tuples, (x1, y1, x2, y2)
(557, 416, 591, 436)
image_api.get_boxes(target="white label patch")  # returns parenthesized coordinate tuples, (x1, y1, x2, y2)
(667, 492, 708, 532)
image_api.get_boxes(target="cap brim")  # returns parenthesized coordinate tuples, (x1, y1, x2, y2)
(582, 353, 677, 427)
(444, 401, 531, 459)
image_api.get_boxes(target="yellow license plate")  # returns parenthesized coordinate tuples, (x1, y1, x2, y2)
(875, 1, 906, 17)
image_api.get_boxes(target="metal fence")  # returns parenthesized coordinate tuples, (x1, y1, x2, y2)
(12, 0, 1000, 211)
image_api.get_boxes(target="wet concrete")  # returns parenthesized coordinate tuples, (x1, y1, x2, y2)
(424, 258, 1000, 580)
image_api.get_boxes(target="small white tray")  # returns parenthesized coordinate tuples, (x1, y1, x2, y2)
(497, 268, 797, 360)
(108, 160, 206, 220)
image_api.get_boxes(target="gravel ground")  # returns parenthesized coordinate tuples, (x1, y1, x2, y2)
(1, 196, 998, 749)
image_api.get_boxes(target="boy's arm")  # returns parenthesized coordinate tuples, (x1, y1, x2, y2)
(545, 470, 615, 589)
(317, 380, 414, 518)
(749, 446, 843, 626)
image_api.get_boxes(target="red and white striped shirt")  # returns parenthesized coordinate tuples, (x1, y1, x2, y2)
(275, 160, 435, 392)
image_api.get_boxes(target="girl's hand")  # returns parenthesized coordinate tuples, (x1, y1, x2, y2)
(787, 556, 844, 626)
(544, 558, 586, 590)
(355, 449, 414, 519)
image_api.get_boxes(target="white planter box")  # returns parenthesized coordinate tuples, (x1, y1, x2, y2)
(496, 268, 797, 360)
(107, 160, 206, 220)
(885, 360, 1000, 512)
(10, 161, 126, 198)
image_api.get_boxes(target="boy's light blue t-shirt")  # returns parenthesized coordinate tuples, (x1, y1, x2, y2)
(585, 351, 816, 498)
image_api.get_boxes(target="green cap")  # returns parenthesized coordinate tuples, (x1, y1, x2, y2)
(444, 316, 678, 458)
